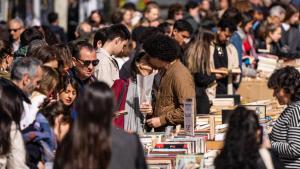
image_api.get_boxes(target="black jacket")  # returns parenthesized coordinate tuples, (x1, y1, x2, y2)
(282, 25, 300, 53)
(193, 72, 216, 114)
(108, 127, 147, 169)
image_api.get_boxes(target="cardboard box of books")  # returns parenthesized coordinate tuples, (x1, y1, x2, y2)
(237, 78, 273, 103)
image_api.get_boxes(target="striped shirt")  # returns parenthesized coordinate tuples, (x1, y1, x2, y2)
(270, 101, 300, 169)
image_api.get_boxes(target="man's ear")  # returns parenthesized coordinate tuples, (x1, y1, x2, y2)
(96, 40, 103, 49)
(22, 73, 30, 87)
(74, 30, 79, 38)
(172, 29, 178, 37)
(114, 37, 121, 45)
(72, 57, 77, 67)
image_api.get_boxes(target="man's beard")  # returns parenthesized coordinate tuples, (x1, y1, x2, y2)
(25, 83, 36, 96)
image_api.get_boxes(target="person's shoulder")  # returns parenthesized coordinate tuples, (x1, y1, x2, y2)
(173, 61, 193, 79)
(97, 50, 111, 62)
(30, 92, 46, 103)
(111, 127, 141, 153)
(227, 43, 237, 50)
(173, 60, 189, 71)
(286, 102, 300, 113)
(230, 32, 240, 40)
(111, 126, 138, 142)
(282, 102, 300, 121)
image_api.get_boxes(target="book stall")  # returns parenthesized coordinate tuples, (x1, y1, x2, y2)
(138, 57, 292, 169)
(140, 97, 284, 169)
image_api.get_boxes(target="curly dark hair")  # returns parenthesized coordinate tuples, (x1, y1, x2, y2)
(214, 106, 263, 169)
(268, 66, 300, 102)
(143, 34, 181, 62)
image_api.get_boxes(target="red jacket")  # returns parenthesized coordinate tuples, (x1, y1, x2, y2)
(111, 79, 129, 129)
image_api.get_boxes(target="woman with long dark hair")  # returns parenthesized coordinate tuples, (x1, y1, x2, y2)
(214, 106, 284, 169)
(54, 81, 113, 169)
(0, 78, 29, 168)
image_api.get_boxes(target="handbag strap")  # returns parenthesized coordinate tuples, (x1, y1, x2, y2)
(116, 80, 128, 110)
(259, 148, 275, 169)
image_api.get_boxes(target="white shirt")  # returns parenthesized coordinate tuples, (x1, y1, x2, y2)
(115, 57, 129, 69)
(12, 41, 20, 52)
(20, 93, 46, 130)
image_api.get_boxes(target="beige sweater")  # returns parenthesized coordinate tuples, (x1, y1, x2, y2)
(0, 123, 28, 169)
(209, 43, 240, 95)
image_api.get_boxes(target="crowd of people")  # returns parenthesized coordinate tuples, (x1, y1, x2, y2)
(0, 0, 300, 169)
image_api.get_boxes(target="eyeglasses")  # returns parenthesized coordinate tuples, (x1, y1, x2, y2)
(8, 27, 22, 32)
(76, 58, 99, 67)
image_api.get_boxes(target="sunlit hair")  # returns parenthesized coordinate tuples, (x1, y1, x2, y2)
(37, 66, 59, 96)
(185, 29, 215, 74)
(54, 44, 73, 73)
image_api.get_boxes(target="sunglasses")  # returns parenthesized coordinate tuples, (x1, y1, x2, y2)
(8, 27, 22, 32)
(76, 58, 99, 67)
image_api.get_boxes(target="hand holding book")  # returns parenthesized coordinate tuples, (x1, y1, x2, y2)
(140, 102, 153, 115)
(212, 67, 228, 80)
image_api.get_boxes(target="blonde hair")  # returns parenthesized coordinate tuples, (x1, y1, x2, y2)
(185, 29, 215, 74)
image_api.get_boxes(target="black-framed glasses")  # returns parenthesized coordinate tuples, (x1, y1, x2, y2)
(76, 58, 99, 67)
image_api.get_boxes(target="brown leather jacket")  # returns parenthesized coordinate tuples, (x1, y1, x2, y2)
(153, 60, 195, 130)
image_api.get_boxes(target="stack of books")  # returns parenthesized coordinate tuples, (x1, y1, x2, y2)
(147, 154, 203, 169)
(140, 132, 209, 168)
(257, 56, 278, 77)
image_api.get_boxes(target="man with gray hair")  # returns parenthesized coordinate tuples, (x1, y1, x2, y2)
(11, 57, 43, 129)
(8, 18, 25, 52)
(270, 5, 286, 22)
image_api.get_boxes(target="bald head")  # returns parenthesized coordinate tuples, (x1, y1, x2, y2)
(75, 22, 92, 39)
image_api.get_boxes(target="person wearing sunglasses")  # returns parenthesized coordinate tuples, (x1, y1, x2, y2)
(69, 41, 98, 89)
(8, 18, 25, 52)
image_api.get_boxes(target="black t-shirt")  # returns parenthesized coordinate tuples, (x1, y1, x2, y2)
(213, 44, 228, 95)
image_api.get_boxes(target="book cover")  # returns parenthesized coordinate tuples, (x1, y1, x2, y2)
(175, 154, 203, 169)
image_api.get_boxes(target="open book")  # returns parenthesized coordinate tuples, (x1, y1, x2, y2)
(211, 68, 241, 74)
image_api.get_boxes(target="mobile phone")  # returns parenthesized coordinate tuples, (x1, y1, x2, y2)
(114, 111, 128, 118)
